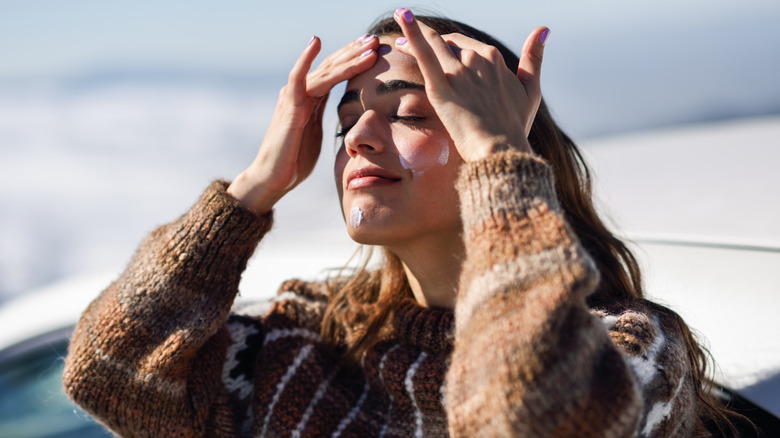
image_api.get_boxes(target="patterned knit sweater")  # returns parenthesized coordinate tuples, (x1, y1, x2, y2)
(63, 151, 701, 437)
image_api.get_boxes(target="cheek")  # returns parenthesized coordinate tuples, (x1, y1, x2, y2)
(393, 130, 452, 174)
(334, 148, 348, 199)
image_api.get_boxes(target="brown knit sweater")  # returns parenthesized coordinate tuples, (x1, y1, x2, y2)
(63, 151, 700, 437)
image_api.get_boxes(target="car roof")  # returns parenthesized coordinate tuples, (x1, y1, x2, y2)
(582, 116, 780, 250)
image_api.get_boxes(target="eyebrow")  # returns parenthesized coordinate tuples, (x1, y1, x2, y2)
(337, 79, 425, 111)
(377, 79, 425, 95)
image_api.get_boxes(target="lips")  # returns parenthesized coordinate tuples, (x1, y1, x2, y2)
(346, 166, 402, 190)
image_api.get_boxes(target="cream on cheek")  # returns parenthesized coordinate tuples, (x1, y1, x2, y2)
(395, 131, 451, 177)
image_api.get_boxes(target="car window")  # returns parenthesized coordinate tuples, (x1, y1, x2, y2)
(0, 329, 112, 438)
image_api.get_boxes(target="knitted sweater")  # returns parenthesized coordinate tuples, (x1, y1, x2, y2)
(63, 151, 701, 437)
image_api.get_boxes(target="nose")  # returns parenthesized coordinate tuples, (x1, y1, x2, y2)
(343, 111, 386, 158)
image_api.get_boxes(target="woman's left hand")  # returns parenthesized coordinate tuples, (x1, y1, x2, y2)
(392, 8, 548, 162)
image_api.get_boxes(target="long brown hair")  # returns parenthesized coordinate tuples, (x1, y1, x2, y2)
(321, 14, 743, 435)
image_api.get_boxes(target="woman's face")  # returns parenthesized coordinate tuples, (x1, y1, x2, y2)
(334, 35, 464, 249)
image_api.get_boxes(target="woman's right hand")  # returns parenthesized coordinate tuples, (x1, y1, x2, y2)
(228, 35, 379, 215)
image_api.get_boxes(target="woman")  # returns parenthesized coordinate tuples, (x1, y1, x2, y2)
(63, 9, 734, 437)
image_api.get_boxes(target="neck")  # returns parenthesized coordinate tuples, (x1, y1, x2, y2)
(389, 232, 464, 309)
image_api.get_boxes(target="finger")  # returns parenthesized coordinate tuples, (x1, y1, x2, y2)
(288, 36, 323, 101)
(516, 27, 549, 92)
(306, 36, 379, 97)
(392, 9, 457, 91)
(441, 33, 505, 66)
(311, 34, 376, 72)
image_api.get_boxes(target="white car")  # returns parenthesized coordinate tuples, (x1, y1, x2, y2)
(583, 116, 780, 418)
(1, 117, 779, 436)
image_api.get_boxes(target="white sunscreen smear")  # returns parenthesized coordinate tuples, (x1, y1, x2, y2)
(350, 207, 364, 228)
(436, 142, 450, 165)
(398, 138, 450, 176)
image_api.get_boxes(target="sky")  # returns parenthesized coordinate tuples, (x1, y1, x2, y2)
(4, 0, 739, 76)
(1, 0, 777, 75)
(3, 0, 779, 136)
(1, 0, 779, 300)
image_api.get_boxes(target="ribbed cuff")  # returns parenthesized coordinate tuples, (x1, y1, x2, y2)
(199, 180, 274, 242)
(133, 180, 274, 299)
(456, 151, 559, 230)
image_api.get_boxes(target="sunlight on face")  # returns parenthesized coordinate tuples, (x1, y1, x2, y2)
(333, 36, 464, 251)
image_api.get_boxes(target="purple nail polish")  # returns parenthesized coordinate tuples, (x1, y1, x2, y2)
(396, 36, 407, 46)
(308, 36, 316, 46)
(356, 33, 368, 42)
(538, 28, 550, 46)
(402, 9, 414, 23)
(361, 34, 376, 44)
(360, 49, 373, 58)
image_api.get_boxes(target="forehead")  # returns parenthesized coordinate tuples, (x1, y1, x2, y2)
(344, 36, 423, 92)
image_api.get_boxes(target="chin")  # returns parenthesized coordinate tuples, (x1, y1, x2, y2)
(345, 219, 411, 248)
(345, 226, 385, 246)
(341, 201, 395, 244)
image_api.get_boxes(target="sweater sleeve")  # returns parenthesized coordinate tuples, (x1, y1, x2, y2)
(445, 151, 698, 437)
(63, 181, 273, 438)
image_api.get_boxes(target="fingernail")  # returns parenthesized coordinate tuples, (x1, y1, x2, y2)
(356, 33, 368, 42)
(360, 49, 373, 58)
(396, 8, 414, 23)
(308, 36, 316, 46)
(395, 36, 407, 46)
(538, 28, 550, 46)
(361, 34, 376, 44)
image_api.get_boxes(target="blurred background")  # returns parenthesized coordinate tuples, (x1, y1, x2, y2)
(1, 0, 779, 301)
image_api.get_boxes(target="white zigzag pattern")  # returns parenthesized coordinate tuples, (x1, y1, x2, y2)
(378, 344, 400, 438)
(642, 378, 685, 436)
(405, 352, 429, 438)
(292, 367, 340, 437)
(257, 344, 314, 438)
(263, 327, 321, 346)
(332, 380, 371, 438)
(222, 319, 259, 400)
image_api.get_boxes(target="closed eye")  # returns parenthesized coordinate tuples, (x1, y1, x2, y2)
(336, 115, 425, 138)
(391, 115, 426, 132)
(391, 115, 425, 122)
(335, 123, 355, 138)
(391, 115, 427, 132)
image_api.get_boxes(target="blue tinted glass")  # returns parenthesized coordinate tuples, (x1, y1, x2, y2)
(0, 336, 113, 437)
